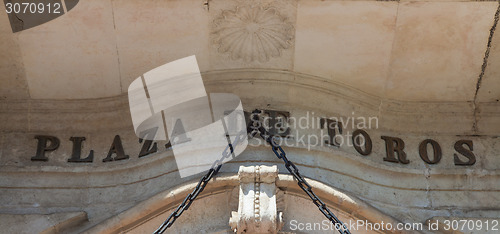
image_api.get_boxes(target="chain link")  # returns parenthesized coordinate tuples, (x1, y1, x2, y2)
(154, 130, 245, 234)
(259, 126, 351, 234)
(155, 110, 351, 234)
(153, 164, 221, 234)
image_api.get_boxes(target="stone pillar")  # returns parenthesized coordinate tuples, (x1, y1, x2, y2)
(229, 165, 283, 233)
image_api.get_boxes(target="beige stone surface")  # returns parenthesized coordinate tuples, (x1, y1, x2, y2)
(1, 1, 500, 233)
(0, 212, 87, 234)
(0, 0, 499, 104)
(294, 1, 398, 97)
(477, 71, 500, 102)
(0, 69, 486, 136)
(113, 0, 211, 92)
(0, 9, 30, 99)
(386, 2, 497, 102)
(477, 5, 500, 103)
(16, 0, 121, 99)
(476, 102, 500, 135)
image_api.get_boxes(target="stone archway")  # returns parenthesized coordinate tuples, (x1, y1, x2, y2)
(85, 165, 405, 234)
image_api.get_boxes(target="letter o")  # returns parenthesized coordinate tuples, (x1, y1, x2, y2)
(419, 139, 442, 164)
(352, 129, 372, 155)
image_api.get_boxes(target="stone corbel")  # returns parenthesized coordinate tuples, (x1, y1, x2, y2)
(229, 165, 284, 233)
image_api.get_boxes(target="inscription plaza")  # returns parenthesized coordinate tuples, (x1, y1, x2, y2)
(30, 109, 477, 167)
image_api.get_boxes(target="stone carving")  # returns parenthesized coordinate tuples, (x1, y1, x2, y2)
(229, 165, 284, 233)
(212, 5, 294, 63)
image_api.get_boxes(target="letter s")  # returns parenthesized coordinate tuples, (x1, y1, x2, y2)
(454, 140, 476, 166)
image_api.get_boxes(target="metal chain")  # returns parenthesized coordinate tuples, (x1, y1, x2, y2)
(153, 165, 221, 234)
(155, 110, 352, 234)
(154, 130, 244, 234)
(247, 109, 351, 234)
(258, 126, 351, 234)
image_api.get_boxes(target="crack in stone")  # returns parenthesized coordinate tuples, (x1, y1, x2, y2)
(472, 1, 500, 132)
(110, 0, 123, 93)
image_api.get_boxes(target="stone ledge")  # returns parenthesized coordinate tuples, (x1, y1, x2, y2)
(0, 69, 498, 135)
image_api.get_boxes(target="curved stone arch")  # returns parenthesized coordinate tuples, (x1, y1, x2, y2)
(84, 173, 404, 234)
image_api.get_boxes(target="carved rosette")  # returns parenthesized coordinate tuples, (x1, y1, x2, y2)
(212, 5, 294, 63)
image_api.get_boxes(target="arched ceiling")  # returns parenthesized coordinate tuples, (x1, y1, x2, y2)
(0, 0, 500, 104)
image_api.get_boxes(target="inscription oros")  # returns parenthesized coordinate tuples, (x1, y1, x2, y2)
(30, 109, 476, 166)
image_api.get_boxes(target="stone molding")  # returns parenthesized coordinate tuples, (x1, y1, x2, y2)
(0, 69, 498, 135)
(1, 69, 500, 231)
(83, 173, 400, 234)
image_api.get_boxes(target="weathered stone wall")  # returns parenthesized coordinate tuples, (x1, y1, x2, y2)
(2, 0, 500, 104)
(1, 0, 500, 232)
(1, 70, 499, 232)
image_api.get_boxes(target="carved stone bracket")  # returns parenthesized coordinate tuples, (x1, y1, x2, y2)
(229, 165, 284, 233)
